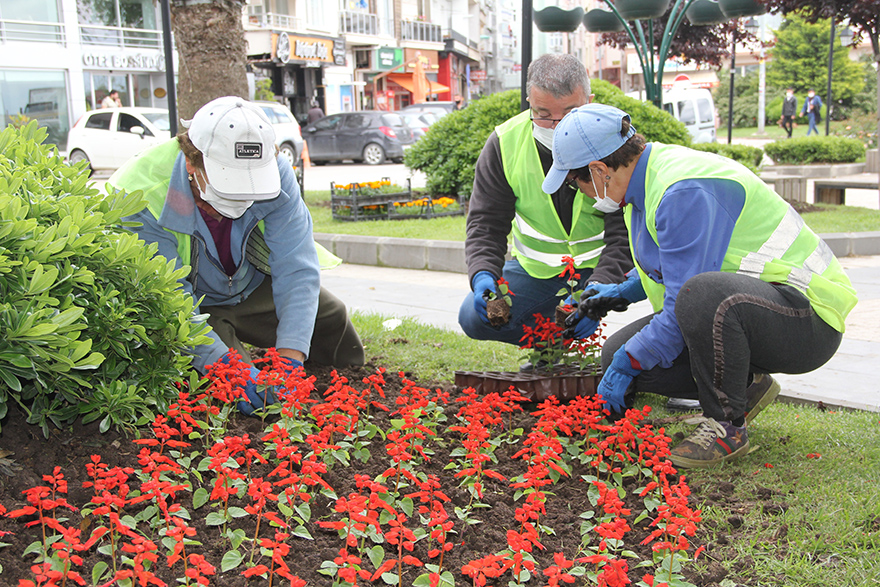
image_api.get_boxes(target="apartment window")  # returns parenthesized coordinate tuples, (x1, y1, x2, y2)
(0, 0, 63, 43)
(308, 0, 327, 29)
(78, 0, 159, 47)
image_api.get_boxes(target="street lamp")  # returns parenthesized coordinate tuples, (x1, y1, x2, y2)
(826, 22, 854, 136)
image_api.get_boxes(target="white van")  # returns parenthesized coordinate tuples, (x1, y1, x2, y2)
(627, 84, 717, 143)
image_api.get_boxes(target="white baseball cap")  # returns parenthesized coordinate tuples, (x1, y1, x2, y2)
(181, 97, 280, 201)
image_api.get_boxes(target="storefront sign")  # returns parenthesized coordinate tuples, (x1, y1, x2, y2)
(470, 70, 487, 81)
(82, 52, 164, 71)
(376, 47, 403, 70)
(273, 33, 345, 66)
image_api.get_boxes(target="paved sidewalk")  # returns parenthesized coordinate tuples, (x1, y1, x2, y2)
(322, 255, 880, 413)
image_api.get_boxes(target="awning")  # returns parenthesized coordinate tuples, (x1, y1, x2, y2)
(386, 73, 450, 95)
(661, 70, 719, 89)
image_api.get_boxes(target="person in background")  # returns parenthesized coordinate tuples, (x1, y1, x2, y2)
(544, 104, 857, 468)
(458, 54, 633, 367)
(781, 87, 797, 138)
(101, 90, 122, 109)
(307, 99, 325, 124)
(801, 89, 823, 136)
(109, 97, 364, 415)
(454, 95, 464, 110)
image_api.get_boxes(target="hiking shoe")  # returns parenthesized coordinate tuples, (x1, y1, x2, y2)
(669, 417, 749, 468)
(665, 397, 702, 412)
(744, 374, 781, 424)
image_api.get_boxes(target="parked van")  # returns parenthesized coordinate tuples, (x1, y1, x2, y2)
(627, 84, 717, 143)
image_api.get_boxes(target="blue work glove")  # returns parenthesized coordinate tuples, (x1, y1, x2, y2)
(578, 275, 646, 322)
(596, 344, 641, 414)
(219, 352, 279, 416)
(562, 295, 600, 339)
(472, 271, 497, 325)
(277, 355, 304, 374)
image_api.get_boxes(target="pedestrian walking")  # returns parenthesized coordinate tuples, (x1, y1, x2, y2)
(801, 89, 823, 136)
(781, 87, 797, 138)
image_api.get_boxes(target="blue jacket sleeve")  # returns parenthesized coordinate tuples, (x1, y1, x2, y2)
(625, 179, 745, 370)
(263, 158, 321, 357)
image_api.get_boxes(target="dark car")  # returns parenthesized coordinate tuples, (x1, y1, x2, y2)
(302, 111, 415, 165)
(395, 111, 438, 142)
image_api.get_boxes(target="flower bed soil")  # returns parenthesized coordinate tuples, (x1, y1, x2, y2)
(0, 363, 781, 586)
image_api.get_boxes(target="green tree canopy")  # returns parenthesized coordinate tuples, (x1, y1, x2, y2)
(767, 14, 865, 103)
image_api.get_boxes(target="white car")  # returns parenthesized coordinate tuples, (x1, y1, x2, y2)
(253, 100, 304, 168)
(66, 107, 171, 174)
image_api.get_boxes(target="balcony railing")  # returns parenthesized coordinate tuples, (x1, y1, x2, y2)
(340, 11, 379, 36)
(246, 12, 304, 31)
(79, 24, 162, 49)
(401, 19, 442, 43)
(0, 19, 65, 44)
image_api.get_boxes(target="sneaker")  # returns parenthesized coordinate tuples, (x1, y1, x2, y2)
(665, 397, 702, 412)
(669, 417, 749, 468)
(744, 374, 781, 424)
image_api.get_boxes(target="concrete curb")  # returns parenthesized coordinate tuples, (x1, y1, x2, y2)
(315, 231, 880, 273)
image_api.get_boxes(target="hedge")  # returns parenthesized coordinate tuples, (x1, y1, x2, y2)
(763, 135, 865, 164)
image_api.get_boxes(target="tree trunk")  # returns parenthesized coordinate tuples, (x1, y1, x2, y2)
(170, 0, 249, 120)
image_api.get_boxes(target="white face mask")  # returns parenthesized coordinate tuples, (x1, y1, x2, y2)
(199, 183, 254, 219)
(590, 173, 620, 214)
(532, 122, 555, 151)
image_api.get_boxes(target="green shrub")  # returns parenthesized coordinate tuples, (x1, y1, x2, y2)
(0, 122, 212, 436)
(691, 142, 764, 173)
(764, 135, 866, 164)
(405, 81, 690, 197)
(404, 90, 521, 197)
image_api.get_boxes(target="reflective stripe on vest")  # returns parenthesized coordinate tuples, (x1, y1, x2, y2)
(497, 110, 606, 279)
(630, 143, 856, 332)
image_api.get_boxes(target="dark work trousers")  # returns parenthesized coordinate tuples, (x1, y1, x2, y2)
(782, 115, 794, 138)
(601, 272, 842, 422)
(202, 276, 365, 368)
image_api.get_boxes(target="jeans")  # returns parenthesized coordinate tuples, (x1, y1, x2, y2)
(601, 272, 841, 422)
(458, 258, 595, 346)
(806, 113, 819, 136)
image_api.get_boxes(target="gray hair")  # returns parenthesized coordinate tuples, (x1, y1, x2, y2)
(526, 54, 591, 99)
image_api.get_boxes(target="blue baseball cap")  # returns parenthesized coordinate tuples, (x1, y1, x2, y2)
(542, 104, 636, 194)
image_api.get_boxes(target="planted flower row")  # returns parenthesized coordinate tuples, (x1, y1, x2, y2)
(0, 349, 703, 586)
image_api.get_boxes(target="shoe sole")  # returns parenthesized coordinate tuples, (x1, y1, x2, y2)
(745, 377, 782, 424)
(669, 441, 751, 469)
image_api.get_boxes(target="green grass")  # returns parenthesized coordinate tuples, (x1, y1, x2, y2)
(350, 311, 880, 586)
(306, 190, 880, 241)
(729, 120, 856, 141)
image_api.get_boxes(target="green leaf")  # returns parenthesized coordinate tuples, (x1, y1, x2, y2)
(367, 544, 385, 568)
(192, 488, 209, 510)
(227, 506, 248, 518)
(91, 561, 109, 584)
(292, 525, 313, 540)
(205, 512, 227, 526)
(382, 572, 400, 585)
(220, 549, 244, 572)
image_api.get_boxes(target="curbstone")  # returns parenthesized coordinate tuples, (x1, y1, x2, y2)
(316, 231, 880, 273)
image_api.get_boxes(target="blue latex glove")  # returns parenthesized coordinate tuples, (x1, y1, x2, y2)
(562, 295, 600, 339)
(597, 344, 641, 414)
(219, 352, 279, 416)
(578, 275, 646, 322)
(277, 355, 304, 374)
(472, 271, 497, 325)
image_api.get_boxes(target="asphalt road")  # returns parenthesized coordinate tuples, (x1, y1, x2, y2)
(90, 161, 427, 194)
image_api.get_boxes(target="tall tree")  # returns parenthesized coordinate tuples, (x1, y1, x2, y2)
(169, 0, 249, 119)
(760, 0, 880, 150)
(767, 14, 865, 104)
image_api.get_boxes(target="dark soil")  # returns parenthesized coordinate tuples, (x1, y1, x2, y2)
(485, 298, 511, 327)
(0, 363, 772, 586)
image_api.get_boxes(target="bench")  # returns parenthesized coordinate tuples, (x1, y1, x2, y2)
(763, 175, 807, 202)
(813, 174, 880, 205)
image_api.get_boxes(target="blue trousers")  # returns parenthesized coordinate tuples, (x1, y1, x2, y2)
(806, 113, 819, 136)
(458, 258, 595, 346)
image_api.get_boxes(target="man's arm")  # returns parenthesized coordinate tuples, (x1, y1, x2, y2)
(589, 209, 633, 285)
(465, 131, 516, 285)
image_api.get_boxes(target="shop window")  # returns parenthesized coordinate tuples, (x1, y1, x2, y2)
(354, 49, 371, 70)
(0, 69, 70, 149)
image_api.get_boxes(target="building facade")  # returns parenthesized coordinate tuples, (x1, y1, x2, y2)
(1, 0, 173, 150)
